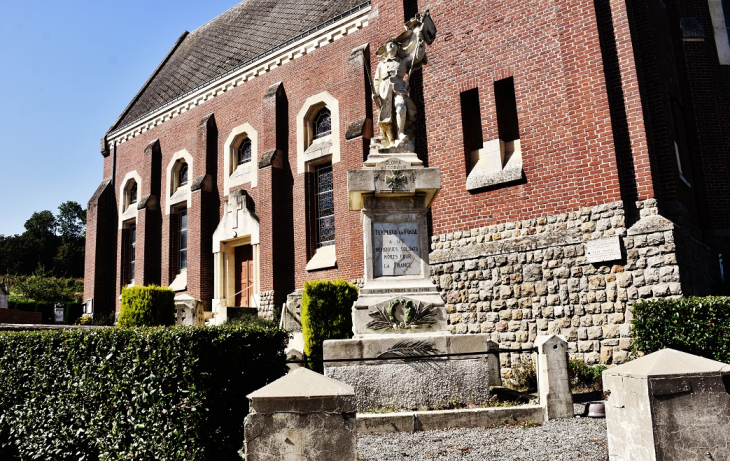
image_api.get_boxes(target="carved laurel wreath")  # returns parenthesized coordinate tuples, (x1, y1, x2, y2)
(366, 298, 437, 331)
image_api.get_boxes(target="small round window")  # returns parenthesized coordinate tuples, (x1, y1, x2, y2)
(313, 107, 331, 140)
(237, 138, 252, 165)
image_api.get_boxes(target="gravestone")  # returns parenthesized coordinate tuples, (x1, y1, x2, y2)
(324, 11, 498, 412)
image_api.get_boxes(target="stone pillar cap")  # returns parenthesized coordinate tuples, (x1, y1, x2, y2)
(605, 348, 730, 379)
(247, 368, 355, 414)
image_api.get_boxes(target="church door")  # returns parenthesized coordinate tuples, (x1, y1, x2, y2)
(234, 245, 254, 307)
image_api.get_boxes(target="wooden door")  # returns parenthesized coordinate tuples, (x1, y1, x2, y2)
(234, 245, 254, 307)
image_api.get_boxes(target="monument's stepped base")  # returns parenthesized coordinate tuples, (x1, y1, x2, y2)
(324, 333, 500, 412)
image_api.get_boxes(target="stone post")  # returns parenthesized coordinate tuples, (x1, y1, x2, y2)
(243, 368, 357, 461)
(535, 335, 573, 420)
(604, 349, 730, 461)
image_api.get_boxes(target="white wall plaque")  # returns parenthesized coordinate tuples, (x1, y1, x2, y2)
(373, 221, 421, 277)
(586, 236, 623, 263)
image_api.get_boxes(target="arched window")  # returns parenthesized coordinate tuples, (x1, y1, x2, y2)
(313, 107, 332, 140)
(237, 137, 252, 165)
(129, 182, 138, 205)
(178, 162, 188, 187)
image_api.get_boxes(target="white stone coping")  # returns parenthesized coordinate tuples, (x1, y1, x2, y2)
(306, 244, 337, 271)
(466, 139, 523, 191)
(169, 271, 187, 292)
(108, 7, 369, 146)
(604, 348, 730, 379)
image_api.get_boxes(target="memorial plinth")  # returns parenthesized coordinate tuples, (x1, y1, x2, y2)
(347, 156, 445, 335)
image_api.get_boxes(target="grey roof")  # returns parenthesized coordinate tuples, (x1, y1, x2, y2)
(109, 0, 369, 134)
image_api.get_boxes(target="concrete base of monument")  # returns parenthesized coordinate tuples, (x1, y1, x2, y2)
(352, 278, 446, 334)
(323, 333, 501, 412)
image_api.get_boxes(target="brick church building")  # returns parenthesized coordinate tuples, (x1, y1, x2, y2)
(85, 0, 730, 366)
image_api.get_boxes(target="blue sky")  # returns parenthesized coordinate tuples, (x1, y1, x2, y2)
(0, 0, 239, 236)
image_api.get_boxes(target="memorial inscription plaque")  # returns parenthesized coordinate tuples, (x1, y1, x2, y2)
(373, 222, 421, 277)
(586, 236, 622, 263)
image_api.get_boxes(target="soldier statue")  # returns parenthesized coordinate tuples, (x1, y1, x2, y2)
(371, 11, 437, 152)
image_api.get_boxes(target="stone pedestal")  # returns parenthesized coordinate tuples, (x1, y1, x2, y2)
(604, 349, 730, 461)
(347, 156, 443, 335)
(244, 368, 357, 461)
(324, 333, 500, 411)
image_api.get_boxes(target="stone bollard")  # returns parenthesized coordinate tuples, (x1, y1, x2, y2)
(535, 335, 573, 420)
(603, 349, 730, 461)
(243, 367, 357, 461)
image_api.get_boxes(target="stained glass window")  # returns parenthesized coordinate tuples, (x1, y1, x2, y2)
(313, 107, 332, 140)
(179, 162, 188, 186)
(237, 137, 252, 165)
(128, 225, 136, 284)
(179, 209, 188, 271)
(315, 163, 334, 247)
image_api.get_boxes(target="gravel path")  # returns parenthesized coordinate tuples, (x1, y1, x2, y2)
(357, 417, 608, 461)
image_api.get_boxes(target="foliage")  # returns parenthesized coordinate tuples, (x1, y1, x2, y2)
(118, 285, 175, 327)
(631, 296, 730, 363)
(0, 323, 288, 460)
(510, 358, 537, 392)
(568, 359, 607, 392)
(301, 279, 358, 372)
(10, 267, 83, 303)
(0, 201, 86, 277)
(57, 201, 86, 240)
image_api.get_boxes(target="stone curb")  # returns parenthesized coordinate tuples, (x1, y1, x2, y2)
(357, 404, 545, 434)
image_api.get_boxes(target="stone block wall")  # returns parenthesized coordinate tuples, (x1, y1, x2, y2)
(428, 199, 720, 376)
(258, 290, 275, 319)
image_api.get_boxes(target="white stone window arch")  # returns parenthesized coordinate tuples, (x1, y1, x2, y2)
(224, 123, 258, 195)
(119, 170, 142, 228)
(297, 91, 341, 175)
(166, 149, 193, 214)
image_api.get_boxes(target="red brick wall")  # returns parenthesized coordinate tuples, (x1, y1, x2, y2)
(85, 0, 729, 308)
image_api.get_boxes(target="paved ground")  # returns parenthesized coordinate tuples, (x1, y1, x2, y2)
(357, 417, 608, 460)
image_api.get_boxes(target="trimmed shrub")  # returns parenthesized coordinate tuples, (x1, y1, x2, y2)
(8, 300, 36, 312)
(64, 302, 84, 324)
(118, 285, 175, 327)
(631, 296, 730, 363)
(301, 279, 358, 372)
(0, 323, 288, 460)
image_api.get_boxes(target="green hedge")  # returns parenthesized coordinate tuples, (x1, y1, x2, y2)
(631, 296, 730, 363)
(301, 279, 358, 372)
(8, 300, 84, 325)
(0, 323, 288, 460)
(118, 285, 175, 327)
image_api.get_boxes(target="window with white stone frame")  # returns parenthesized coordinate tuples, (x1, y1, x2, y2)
(119, 171, 142, 227)
(296, 92, 341, 175)
(166, 150, 193, 215)
(709, 0, 730, 64)
(223, 124, 258, 194)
